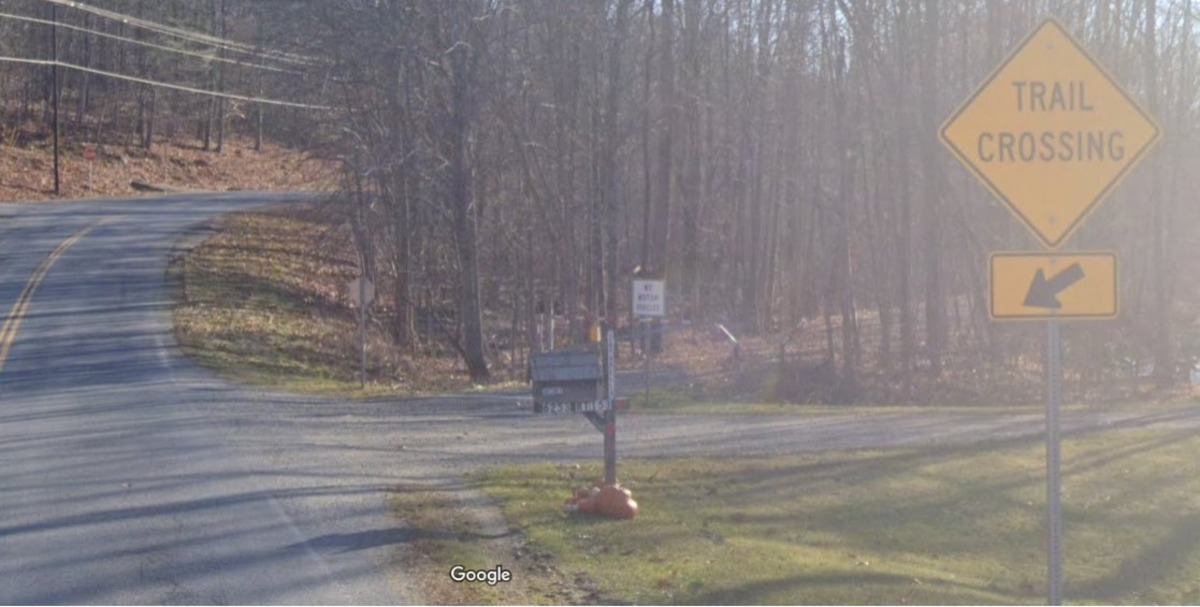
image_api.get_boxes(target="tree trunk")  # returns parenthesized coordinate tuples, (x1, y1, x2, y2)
(920, 0, 944, 376)
(447, 7, 489, 382)
(651, 0, 676, 281)
(680, 0, 703, 319)
(1146, 0, 1172, 386)
(603, 0, 631, 329)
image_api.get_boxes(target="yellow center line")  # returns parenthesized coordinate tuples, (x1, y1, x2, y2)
(0, 218, 113, 375)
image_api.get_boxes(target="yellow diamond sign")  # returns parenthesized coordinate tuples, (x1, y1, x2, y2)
(941, 18, 1160, 248)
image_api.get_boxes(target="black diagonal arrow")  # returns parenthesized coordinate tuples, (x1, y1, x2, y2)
(1023, 263, 1086, 309)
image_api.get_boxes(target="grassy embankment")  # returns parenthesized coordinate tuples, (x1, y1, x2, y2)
(172, 204, 516, 397)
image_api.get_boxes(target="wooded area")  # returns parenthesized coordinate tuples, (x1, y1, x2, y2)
(3, 0, 1198, 401)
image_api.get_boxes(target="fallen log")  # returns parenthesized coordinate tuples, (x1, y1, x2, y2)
(130, 180, 170, 192)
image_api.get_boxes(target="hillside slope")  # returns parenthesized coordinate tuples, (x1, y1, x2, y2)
(1, 132, 328, 202)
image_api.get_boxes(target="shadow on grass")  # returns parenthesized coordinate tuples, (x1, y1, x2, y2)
(684, 571, 1003, 606)
(1072, 511, 1200, 602)
(484, 427, 1200, 604)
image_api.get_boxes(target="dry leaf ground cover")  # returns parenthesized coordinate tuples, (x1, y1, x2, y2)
(1, 121, 328, 202)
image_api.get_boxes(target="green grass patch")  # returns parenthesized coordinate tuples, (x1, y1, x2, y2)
(472, 428, 1200, 604)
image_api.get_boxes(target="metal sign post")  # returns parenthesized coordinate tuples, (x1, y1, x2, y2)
(604, 329, 617, 485)
(633, 280, 665, 409)
(359, 276, 366, 389)
(85, 145, 95, 191)
(349, 276, 374, 389)
(1046, 321, 1063, 605)
(641, 320, 651, 406)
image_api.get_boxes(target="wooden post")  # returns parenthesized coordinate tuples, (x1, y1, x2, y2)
(51, 3, 60, 195)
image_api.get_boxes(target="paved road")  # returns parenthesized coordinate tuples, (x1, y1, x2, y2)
(0, 195, 401, 605)
(3, 194, 1199, 605)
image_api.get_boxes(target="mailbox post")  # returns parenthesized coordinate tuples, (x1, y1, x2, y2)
(531, 330, 622, 485)
(602, 329, 616, 484)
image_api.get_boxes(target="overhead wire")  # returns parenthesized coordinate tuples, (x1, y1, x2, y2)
(36, 0, 322, 66)
(0, 56, 330, 110)
(0, 10, 303, 75)
(39, 0, 278, 58)
(0, 2, 333, 110)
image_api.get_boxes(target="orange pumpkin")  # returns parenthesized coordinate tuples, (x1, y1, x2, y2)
(596, 485, 638, 519)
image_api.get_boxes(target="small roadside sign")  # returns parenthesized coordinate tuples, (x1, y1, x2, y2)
(990, 251, 1117, 321)
(632, 280, 665, 317)
(941, 18, 1160, 248)
(348, 277, 375, 307)
(84, 145, 96, 190)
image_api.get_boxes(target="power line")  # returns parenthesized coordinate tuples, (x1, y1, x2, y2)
(38, 0, 284, 59)
(0, 11, 303, 75)
(0, 56, 330, 110)
(36, 0, 321, 66)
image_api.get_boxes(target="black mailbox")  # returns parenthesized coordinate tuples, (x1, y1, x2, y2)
(531, 346, 605, 414)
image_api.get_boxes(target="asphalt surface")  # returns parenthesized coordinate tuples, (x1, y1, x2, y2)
(2, 193, 1199, 605)
(0, 195, 398, 605)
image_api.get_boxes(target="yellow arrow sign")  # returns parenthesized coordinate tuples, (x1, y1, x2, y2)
(990, 252, 1117, 320)
(942, 18, 1160, 248)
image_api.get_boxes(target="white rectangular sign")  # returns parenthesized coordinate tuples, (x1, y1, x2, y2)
(349, 277, 375, 307)
(632, 280, 665, 317)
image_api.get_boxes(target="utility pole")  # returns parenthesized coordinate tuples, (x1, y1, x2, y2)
(51, 2, 60, 195)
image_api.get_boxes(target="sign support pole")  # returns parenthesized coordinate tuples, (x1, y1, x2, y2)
(643, 321, 650, 407)
(1046, 320, 1063, 606)
(604, 329, 617, 485)
(359, 274, 367, 390)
